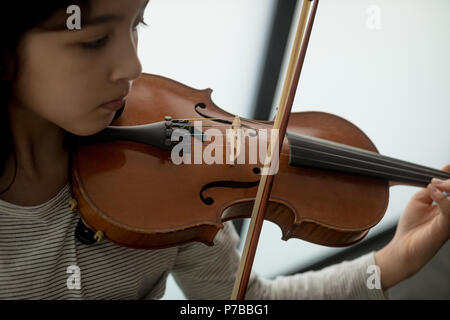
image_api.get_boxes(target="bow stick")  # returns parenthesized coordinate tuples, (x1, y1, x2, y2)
(231, 0, 319, 300)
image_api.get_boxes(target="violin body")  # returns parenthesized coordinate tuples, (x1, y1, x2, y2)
(70, 73, 447, 249)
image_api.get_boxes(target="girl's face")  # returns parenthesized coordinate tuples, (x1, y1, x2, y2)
(11, 0, 148, 136)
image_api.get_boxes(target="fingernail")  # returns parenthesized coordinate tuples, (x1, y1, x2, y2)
(430, 185, 440, 195)
(431, 178, 444, 185)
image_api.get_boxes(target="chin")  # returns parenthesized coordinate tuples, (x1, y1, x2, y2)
(68, 121, 112, 137)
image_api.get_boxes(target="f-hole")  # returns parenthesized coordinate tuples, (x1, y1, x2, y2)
(199, 180, 260, 205)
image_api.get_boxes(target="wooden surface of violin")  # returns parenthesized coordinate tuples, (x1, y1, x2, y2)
(70, 73, 450, 249)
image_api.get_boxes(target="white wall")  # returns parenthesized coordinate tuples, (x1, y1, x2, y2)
(138, 0, 275, 118)
(262, 0, 449, 277)
(137, 0, 275, 299)
(137, 0, 450, 299)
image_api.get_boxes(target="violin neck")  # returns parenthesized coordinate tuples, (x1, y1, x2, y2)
(286, 131, 450, 187)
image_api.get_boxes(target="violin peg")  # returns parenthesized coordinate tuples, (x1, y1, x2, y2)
(94, 231, 104, 243)
(68, 199, 78, 211)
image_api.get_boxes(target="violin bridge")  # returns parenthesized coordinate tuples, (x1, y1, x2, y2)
(227, 115, 242, 165)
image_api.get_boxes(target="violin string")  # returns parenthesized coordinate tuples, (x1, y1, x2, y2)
(172, 146, 447, 185)
(175, 117, 272, 125)
(189, 132, 438, 178)
(175, 141, 449, 184)
(173, 117, 274, 129)
(186, 126, 260, 130)
(285, 136, 450, 181)
(167, 118, 450, 183)
(280, 143, 450, 183)
(187, 130, 446, 181)
(284, 154, 443, 185)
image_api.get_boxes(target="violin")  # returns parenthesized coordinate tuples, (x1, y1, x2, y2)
(69, 71, 450, 249)
(67, 0, 449, 299)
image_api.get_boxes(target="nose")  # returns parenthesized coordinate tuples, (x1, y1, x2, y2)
(109, 35, 143, 83)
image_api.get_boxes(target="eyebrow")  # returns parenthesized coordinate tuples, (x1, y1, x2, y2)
(83, 14, 124, 27)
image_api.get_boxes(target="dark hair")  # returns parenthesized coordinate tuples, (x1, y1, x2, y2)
(0, 1, 92, 194)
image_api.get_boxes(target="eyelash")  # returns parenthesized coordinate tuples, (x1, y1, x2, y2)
(81, 18, 148, 50)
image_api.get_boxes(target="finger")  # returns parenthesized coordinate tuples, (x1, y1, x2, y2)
(428, 183, 450, 216)
(410, 164, 449, 204)
(431, 178, 450, 193)
(413, 187, 434, 205)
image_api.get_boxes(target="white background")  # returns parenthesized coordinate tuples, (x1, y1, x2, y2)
(136, 0, 450, 299)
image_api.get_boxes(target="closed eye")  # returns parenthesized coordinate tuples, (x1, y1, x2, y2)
(81, 19, 147, 50)
(82, 35, 110, 49)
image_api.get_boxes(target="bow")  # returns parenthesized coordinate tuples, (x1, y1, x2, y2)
(231, 0, 320, 300)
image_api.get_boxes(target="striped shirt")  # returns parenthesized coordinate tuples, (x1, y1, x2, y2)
(0, 183, 386, 299)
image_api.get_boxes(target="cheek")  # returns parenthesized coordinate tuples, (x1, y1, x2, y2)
(15, 34, 114, 135)
(14, 69, 114, 136)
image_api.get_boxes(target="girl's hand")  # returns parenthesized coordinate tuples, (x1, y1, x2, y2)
(375, 164, 450, 290)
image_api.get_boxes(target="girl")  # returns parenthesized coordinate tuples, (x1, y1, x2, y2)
(0, 0, 449, 299)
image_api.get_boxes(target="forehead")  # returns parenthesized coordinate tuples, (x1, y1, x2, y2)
(37, 0, 148, 31)
(89, 0, 148, 17)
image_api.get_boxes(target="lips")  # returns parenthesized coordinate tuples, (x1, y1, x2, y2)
(100, 94, 127, 111)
